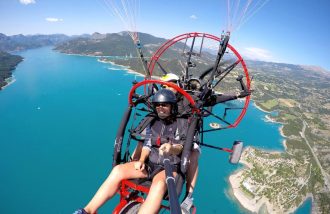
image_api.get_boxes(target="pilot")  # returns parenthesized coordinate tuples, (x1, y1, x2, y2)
(74, 89, 188, 214)
(160, 73, 188, 115)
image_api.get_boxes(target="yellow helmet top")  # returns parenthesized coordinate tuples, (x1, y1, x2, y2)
(160, 73, 179, 82)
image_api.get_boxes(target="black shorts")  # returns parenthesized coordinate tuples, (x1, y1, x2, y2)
(145, 162, 179, 179)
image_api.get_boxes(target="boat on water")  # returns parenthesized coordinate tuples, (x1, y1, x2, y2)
(209, 122, 220, 129)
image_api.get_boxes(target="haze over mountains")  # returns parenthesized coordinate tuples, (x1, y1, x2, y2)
(0, 33, 71, 52)
(1, 32, 328, 74)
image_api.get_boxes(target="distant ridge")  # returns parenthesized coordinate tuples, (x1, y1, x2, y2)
(299, 64, 329, 74)
(52, 32, 330, 80)
(0, 33, 72, 52)
(0, 32, 328, 73)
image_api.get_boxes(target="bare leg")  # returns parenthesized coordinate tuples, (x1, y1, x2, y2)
(138, 170, 177, 214)
(186, 150, 200, 194)
(84, 162, 148, 214)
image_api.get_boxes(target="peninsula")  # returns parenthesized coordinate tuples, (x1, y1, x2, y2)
(0, 51, 23, 89)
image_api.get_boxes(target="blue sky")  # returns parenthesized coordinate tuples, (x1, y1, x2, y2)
(1, 0, 329, 71)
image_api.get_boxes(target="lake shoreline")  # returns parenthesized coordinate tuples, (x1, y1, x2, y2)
(0, 76, 16, 90)
(229, 167, 313, 214)
(227, 102, 310, 214)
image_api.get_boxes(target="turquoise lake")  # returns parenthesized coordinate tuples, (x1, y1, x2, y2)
(0, 47, 311, 213)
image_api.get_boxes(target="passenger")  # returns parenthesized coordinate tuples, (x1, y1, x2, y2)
(160, 73, 200, 213)
(74, 89, 187, 214)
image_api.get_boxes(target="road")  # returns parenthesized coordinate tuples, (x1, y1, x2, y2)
(300, 120, 330, 191)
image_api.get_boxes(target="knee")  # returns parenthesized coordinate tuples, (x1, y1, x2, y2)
(110, 165, 125, 179)
(152, 179, 167, 194)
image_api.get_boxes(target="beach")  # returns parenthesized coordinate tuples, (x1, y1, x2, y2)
(253, 102, 270, 113)
(97, 58, 145, 77)
(62, 52, 146, 77)
(0, 76, 16, 90)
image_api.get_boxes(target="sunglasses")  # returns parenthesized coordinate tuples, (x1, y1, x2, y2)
(155, 103, 170, 107)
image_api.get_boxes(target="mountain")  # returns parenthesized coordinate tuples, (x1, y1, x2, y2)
(0, 51, 23, 89)
(247, 59, 329, 84)
(55, 31, 168, 57)
(55, 32, 216, 76)
(0, 33, 72, 52)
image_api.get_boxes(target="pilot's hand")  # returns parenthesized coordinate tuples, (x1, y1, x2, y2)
(134, 161, 145, 171)
(159, 143, 172, 156)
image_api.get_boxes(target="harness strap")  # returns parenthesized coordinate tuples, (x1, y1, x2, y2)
(131, 114, 155, 135)
(156, 136, 161, 146)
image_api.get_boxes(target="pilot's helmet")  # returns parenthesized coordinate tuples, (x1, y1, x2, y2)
(160, 73, 179, 83)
